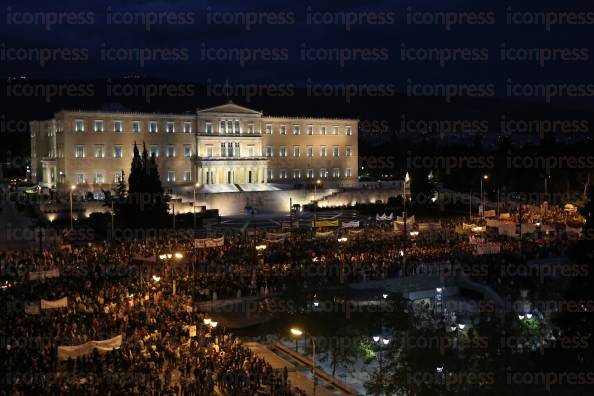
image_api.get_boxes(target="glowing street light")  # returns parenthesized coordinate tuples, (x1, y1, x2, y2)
(152, 275, 161, 282)
(289, 327, 316, 395)
(290, 328, 303, 336)
(174, 252, 183, 259)
(193, 182, 200, 229)
(69, 185, 76, 230)
(337, 237, 348, 243)
(255, 244, 267, 251)
(203, 318, 212, 325)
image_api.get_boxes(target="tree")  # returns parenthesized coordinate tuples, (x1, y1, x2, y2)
(110, 142, 169, 231)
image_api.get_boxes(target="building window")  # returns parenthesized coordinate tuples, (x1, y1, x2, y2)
(183, 122, 192, 133)
(234, 120, 240, 134)
(293, 125, 300, 135)
(149, 121, 158, 133)
(167, 171, 176, 182)
(166, 145, 176, 158)
(150, 145, 159, 157)
(248, 145, 254, 157)
(247, 124, 254, 134)
(220, 120, 226, 134)
(184, 170, 192, 182)
(227, 142, 233, 157)
(279, 146, 288, 157)
(132, 121, 141, 133)
(184, 144, 192, 157)
(75, 120, 84, 132)
(114, 172, 123, 183)
(94, 145, 104, 158)
(220, 142, 226, 157)
(346, 146, 352, 157)
(306, 146, 313, 157)
(333, 126, 339, 135)
(293, 146, 300, 157)
(332, 168, 340, 178)
(307, 169, 314, 179)
(293, 169, 301, 179)
(205, 122, 213, 134)
(113, 121, 122, 133)
(95, 172, 104, 184)
(94, 120, 104, 132)
(166, 122, 175, 133)
(307, 125, 313, 135)
(265, 146, 273, 157)
(113, 145, 123, 158)
(345, 168, 352, 177)
(76, 173, 86, 184)
(265, 124, 272, 134)
(267, 169, 273, 181)
(320, 126, 326, 135)
(333, 146, 340, 157)
(320, 168, 328, 178)
(74, 145, 85, 158)
(280, 169, 288, 179)
(320, 146, 327, 157)
(206, 146, 213, 157)
(280, 125, 287, 135)
(346, 126, 352, 135)
(234, 142, 240, 157)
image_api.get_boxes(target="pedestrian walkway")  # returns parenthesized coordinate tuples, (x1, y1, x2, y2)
(244, 342, 338, 396)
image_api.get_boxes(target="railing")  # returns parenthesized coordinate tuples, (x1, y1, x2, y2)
(195, 156, 268, 161)
(196, 131, 263, 137)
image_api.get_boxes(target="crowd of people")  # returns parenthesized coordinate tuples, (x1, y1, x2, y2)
(0, 211, 577, 395)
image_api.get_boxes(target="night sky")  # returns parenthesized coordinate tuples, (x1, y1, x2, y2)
(1, 0, 593, 109)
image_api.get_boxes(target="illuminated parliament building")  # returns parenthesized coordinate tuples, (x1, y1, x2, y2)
(30, 102, 358, 192)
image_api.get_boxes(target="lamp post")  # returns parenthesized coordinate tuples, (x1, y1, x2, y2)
(372, 336, 390, 395)
(193, 183, 200, 230)
(403, 172, 410, 244)
(69, 185, 76, 230)
(290, 327, 317, 396)
(480, 175, 488, 218)
(314, 179, 321, 225)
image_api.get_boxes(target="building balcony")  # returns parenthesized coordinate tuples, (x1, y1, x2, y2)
(195, 156, 268, 162)
(196, 132, 262, 137)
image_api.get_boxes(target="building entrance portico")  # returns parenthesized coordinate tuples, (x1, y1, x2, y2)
(196, 160, 268, 185)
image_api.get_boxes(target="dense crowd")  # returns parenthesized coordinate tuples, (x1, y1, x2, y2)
(0, 212, 575, 395)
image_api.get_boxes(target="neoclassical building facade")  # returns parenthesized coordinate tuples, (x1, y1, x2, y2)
(30, 103, 358, 191)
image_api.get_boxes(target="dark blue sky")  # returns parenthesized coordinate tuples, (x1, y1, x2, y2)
(1, 0, 593, 106)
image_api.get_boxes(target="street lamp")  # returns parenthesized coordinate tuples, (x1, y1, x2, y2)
(372, 335, 390, 395)
(480, 175, 488, 218)
(314, 179, 321, 225)
(193, 182, 200, 229)
(69, 185, 76, 230)
(403, 172, 410, 244)
(290, 327, 317, 396)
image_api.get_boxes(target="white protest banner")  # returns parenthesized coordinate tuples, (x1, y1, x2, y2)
(473, 242, 501, 256)
(29, 268, 60, 281)
(58, 335, 123, 360)
(41, 297, 68, 310)
(342, 220, 360, 228)
(194, 237, 224, 249)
